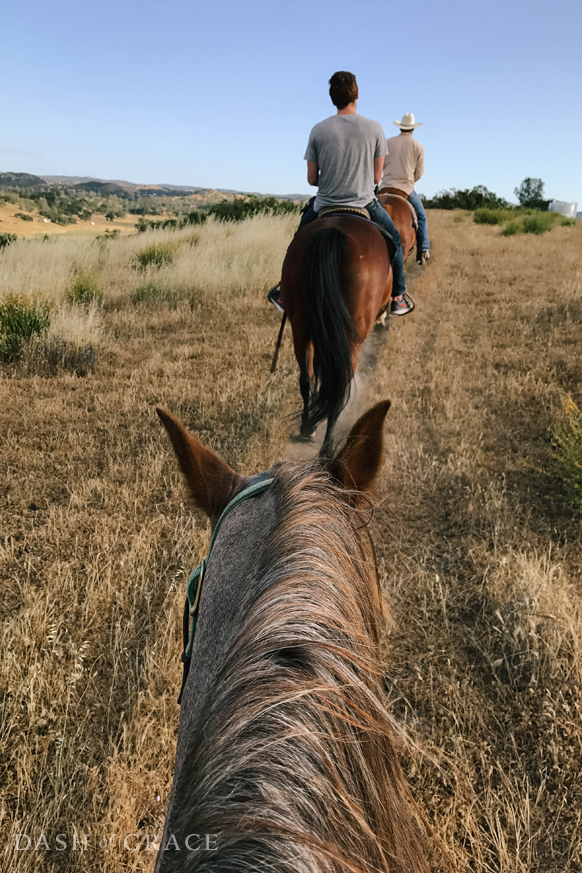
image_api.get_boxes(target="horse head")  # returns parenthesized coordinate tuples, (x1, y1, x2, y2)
(153, 399, 431, 873)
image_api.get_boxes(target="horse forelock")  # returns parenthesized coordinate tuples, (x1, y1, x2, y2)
(164, 462, 430, 873)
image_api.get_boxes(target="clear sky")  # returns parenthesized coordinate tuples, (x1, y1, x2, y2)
(2, 0, 581, 205)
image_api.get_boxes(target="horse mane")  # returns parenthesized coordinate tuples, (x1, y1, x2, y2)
(170, 461, 431, 873)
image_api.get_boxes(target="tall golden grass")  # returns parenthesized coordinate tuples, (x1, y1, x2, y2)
(0, 211, 581, 871)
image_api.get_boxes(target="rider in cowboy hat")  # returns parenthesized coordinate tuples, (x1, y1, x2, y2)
(380, 112, 430, 260)
(269, 72, 413, 316)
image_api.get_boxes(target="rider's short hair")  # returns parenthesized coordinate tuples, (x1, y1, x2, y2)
(329, 71, 358, 109)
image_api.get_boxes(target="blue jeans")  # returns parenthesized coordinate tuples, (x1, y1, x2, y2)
(298, 198, 406, 297)
(407, 189, 430, 251)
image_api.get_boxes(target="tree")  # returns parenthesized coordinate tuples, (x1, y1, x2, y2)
(421, 185, 507, 210)
(105, 212, 116, 222)
(514, 178, 550, 210)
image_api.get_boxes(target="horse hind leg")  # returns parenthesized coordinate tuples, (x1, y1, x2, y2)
(299, 364, 316, 439)
(319, 410, 340, 458)
(416, 225, 423, 264)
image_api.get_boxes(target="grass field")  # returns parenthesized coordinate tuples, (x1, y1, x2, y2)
(0, 201, 153, 238)
(1, 211, 581, 871)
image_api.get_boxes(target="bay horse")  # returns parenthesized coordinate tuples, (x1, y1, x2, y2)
(155, 401, 431, 873)
(378, 188, 421, 264)
(280, 215, 392, 457)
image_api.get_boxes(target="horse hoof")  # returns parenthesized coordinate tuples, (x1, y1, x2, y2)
(290, 430, 316, 443)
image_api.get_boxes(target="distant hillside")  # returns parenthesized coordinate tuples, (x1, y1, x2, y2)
(74, 180, 133, 197)
(39, 174, 305, 200)
(42, 175, 141, 187)
(1, 171, 308, 202)
(41, 175, 247, 199)
(0, 171, 47, 188)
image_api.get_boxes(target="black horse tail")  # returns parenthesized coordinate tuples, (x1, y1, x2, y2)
(302, 226, 359, 432)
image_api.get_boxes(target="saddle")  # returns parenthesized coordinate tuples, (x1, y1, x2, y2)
(317, 204, 371, 221)
(316, 205, 397, 262)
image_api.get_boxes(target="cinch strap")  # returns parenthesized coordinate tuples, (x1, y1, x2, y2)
(177, 475, 274, 704)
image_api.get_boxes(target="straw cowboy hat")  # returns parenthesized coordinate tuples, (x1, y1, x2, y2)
(394, 112, 422, 130)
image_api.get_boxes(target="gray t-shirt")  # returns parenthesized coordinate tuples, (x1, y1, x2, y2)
(304, 114, 387, 211)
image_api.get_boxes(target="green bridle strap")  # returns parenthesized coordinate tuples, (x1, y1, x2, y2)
(178, 475, 274, 703)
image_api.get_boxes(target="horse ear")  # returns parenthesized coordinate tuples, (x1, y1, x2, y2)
(329, 400, 391, 500)
(156, 407, 247, 519)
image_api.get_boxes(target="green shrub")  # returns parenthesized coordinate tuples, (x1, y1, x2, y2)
(474, 208, 502, 225)
(96, 228, 120, 241)
(501, 222, 519, 237)
(181, 210, 208, 227)
(135, 217, 179, 233)
(133, 242, 176, 270)
(14, 212, 33, 222)
(208, 195, 299, 222)
(136, 213, 207, 233)
(0, 232, 17, 250)
(422, 185, 508, 210)
(549, 397, 582, 517)
(130, 282, 177, 306)
(67, 272, 103, 304)
(0, 300, 50, 362)
(52, 213, 77, 226)
(561, 219, 576, 227)
(522, 214, 557, 235)
(134, 198, 298, 233)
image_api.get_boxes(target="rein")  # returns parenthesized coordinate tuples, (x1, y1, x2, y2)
(270, 311, 287, 373)
(177, 474, 274, 704)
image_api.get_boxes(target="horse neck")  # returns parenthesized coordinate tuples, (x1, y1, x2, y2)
(159, 464, 430, 873)
(171, 462, 380, 770)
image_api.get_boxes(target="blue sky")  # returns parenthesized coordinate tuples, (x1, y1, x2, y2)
(2, 0, 581, 205)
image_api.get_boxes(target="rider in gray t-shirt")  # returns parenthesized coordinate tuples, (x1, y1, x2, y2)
(305, 115, 387, 211)
(296, 71, 412, 315)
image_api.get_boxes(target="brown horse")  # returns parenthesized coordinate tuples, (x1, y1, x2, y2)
(378, 187, 420, 264)
(280, 215, 392, 456)
(155, 400, 432, 873)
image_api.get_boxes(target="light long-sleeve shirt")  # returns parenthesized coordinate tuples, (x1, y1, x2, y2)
(380, 131, 424, 196)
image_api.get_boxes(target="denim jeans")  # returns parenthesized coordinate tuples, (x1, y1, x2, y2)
(365, 199, 405, 297)
(297, 198, 406, 297)
(298, 199, 318, 229)
(407, 189, 430, 251)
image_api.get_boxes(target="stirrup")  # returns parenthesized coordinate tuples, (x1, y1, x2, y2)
(267, 283, 284, 313)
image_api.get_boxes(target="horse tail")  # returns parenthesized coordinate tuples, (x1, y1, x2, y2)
(301, 226, 358, 432)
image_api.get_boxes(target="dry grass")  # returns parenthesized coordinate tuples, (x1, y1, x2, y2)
(0, 214, 296, 306)
(1, 212, 581, 871)
(364, 215, 582, 872)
